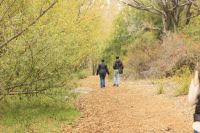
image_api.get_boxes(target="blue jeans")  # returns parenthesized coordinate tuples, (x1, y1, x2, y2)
(99, 74, 106, 88)
(113, 70, 120, 86)
(194, 130, 199, 133)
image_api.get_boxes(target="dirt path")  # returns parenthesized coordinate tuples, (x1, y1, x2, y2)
(65, 76, 193, 133)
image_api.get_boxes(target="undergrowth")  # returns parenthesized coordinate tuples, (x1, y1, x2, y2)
(157, 82, 164, 95)
(172, 66, 192, 96)
(0, 89, 80, 133)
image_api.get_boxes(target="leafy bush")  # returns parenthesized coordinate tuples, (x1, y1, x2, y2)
(125, 33, 200, 79)
(0, 0, 106, 99)
(175, 82, 190, 96)
(73, 70, 89, 80)
(184, 17, 200, 40)
(103, 7, 161, 66)
(157, 83, 164, 95)
(105, 6, 200, 79)
(124, 31, 160, 79)
(173, 66, 192, 96)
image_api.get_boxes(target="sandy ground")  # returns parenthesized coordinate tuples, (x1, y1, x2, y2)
(64, 76, 194, 133)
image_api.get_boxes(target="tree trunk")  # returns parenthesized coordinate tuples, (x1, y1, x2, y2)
(162, 13, 170, 34)
(92, 63, 96, 75)
(185, 4, 192, 25)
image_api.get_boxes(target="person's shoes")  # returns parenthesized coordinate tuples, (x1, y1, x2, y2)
(116, 84, 119, 87)
(113, 84, 116, 86)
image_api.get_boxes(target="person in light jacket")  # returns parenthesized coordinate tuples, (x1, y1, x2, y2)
(188, 65, 200, 133)
(113, 56, 124, 87)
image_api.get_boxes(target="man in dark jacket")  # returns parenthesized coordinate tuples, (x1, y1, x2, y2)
(96, 59, 109, 88)
(113, 56, 124, 87)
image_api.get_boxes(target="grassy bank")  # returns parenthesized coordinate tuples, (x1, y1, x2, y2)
(0, 92, 80, 133)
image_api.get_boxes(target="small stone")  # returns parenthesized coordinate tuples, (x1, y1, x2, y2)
(165, 127, 172, 131)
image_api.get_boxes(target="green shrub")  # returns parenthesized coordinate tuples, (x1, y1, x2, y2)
(157, 83, 164, 95)
(175, 82, 189, 96)
(173, 66, 192, 96)
(72, 70, 89, 80)
(77, 70, 88, 79)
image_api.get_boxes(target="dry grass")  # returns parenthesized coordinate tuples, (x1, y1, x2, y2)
(157, 83, 164, 95)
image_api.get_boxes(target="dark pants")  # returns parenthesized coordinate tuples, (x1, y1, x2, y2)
(99, 74, 106, 88)
(194, 130, 199, 133)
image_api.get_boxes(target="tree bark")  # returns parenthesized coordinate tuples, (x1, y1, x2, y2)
(185, 3, 192, 25)
(162, 13, 170, 34)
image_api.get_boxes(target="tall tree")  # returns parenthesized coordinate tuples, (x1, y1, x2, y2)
(121, 0, 200, 33)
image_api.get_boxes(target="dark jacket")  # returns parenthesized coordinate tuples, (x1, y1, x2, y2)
(113, 59, 124, 70)
(96, 63, 109, 76)
(194, 96, 200, 122)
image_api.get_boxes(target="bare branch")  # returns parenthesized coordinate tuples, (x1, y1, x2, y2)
(0, 85, 63, 101)
(186, 12, 200, 20)
(120, 0, 200, 32)
(170, 2, 190, 10)
(120, 0, 162, 15)
(0, 0, 58, 50)
(76, 0, 96, 22)
(142, 22, 162, 32)
(0, 0, 17, 22)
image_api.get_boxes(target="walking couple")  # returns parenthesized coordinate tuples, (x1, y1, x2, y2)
(96, 56, 124, 88)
